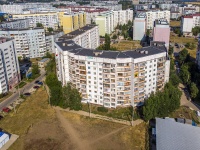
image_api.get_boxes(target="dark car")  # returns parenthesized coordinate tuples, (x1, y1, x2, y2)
(0, 115, 3, 120)
(33, 86, 39, 89)
(24, 93, 31, 96)
(37, 82, 43, 85)
(34, 80, 39, 84)
(175, 43, 178, 46)
(2, 107, 11, 113)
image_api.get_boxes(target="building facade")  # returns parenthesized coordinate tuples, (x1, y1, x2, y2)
(0, 5, 25, 14)
(12, 13, 59, 30)
(55, 39, 170, 108)
(58, 24, 100, 49)
(146, 10, 170, 29)
(0, 37, 20, 94)
(45, 31, 64, 53)
(133, 13, 146, 41)
(153, 19, 170, 50)
(181, 14, 200, 34)
(113, 9, 133, 27)
(59, 11, 86, 34)
(0, 28, 46, 58)
(0, 19, 30, 29)
(95, 11, 114, 36)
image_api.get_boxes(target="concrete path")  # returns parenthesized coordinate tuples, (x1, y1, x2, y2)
(54, 107, 143, 126)
(1, 134, 19, 150)
(179, 83, 200, 111)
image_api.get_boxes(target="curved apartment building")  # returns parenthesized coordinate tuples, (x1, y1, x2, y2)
(55, 39, 170, 108)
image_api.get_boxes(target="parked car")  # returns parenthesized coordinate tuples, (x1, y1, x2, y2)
(0, 115, 3, 120)
(24, 93, 31, 96)
(34, 80, 39, 84)
(33, 86, 39, 89)
(2, 107, 11, 113)
(37, 82, 43, 85)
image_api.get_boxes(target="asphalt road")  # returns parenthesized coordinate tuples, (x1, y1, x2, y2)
(0, 72, 46, 110)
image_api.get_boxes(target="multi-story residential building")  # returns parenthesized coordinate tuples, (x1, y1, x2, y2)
(45, 31, 64, 53)
(54, 38, 170, 108)
(0, 19, 30, 29)
(159, 3, 179, 10)
(113, 9, 133, 27)
(133, 13, 146, 41)
(196, 37, 200, 70)
(153, 19, 170, 50)
(12, 13, 59, 30)
(59, 11, 86, 34)
(0, 28, 46, 58)
(58, 24, 100, 49)
(90, 1, 122, 11)
(95, 11, 114, 36)
(181, 14, 200, 34)
(0, 5, 25, 14)
(146, 10, 170, 29)
(170, 11, 180, 20)
(0, 37, 20, 94)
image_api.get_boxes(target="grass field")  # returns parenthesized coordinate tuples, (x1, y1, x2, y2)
(112, 40, 142, 51)
(170, 34, 198, 44)
(0, 92, 12, 103)
(0, 88, 148, 150)
(170, 20, 181, 27)
(169, 106, 199, 124)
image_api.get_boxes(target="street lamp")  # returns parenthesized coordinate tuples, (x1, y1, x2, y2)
(87, 99, 91, 118)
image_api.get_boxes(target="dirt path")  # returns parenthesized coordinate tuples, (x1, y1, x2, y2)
(55, 109, 91, 150)
(90, 126, 128, 145)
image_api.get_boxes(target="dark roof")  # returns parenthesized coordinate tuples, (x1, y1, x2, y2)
(55, 40, 167, 59)
(59, 24, 97, 40)
(0, 27, 44, 31)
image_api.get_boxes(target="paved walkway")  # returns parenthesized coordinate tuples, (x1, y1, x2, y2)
(179, 83, 200, 111)
(1, 134, 19, 150)
(54, 107, 143, 126)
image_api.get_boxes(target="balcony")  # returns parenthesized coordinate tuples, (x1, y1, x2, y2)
(80, 71, 86, 75)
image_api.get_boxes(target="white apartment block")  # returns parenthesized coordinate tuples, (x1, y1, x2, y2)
(181, 14, 200, 34)
(146, 10, 170, 29)
(45, 31, 64, 53)
(55, 39, 170, 108)
(12, 13, 59, 30)
(58, 24, 100, 49)
(113, 9, 133, 27)
(0, 19, 30, 29)
(0, 28, 46, 58)
(0, 37, 20, 94)
(0, 5, 25, 14)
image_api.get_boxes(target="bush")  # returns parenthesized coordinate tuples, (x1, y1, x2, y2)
(97, 107, 108, 113)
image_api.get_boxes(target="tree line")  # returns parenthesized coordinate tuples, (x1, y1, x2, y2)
(45, 55, 82, 110)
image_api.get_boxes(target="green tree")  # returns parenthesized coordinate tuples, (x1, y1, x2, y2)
(104, 34, 111, 50)
(170, 73, 181, 87)
(179, 48, 188, 65)
(36, 23, 43, 27)
(185, 42, 190, 48)
(168, 46, 174, 56)
(112, 34, 117, 39)
(32, 64, 40, 75)
(146, 29, 150, 36)
(43, 52, 52, 59)
(189, 82, 199, 99)
(47, 27, 53, 33)
(179, 64, 190, 84)
(192, 26, 200, 36)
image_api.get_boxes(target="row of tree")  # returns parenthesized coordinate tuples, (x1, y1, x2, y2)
(45, 55, 82, 110)
(97, 34, 117, 51)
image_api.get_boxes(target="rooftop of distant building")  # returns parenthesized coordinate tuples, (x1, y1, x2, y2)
(0, 19, 28, 24)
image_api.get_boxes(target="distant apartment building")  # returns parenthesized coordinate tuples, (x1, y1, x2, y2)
(0, 5, 25, 14)
(159, 3, 179, 11)
(0, 28, 46, 58)
(146, 10, 170, 29)
(59, 11, 86, 34)
(133, 13, 146, 41)
(181, 14, 200, 34)
(196, 37, 200, 70)
(0, 37, 20, 94)
(12, 13, 59, 30)
(0, 19, 30, 29)
(58, 24, 100, 49)
(95, 9, 133, 36)
(55, 38, 170, 108)
(179, 6, 200, 16)
(153, 19, 170, 50)
(113, 9, 133, 27)
(45, 31, 64, 53)
(90, 2, 122, 11)
(170, 11, 180, 20)
(95, 11, 114, 36)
